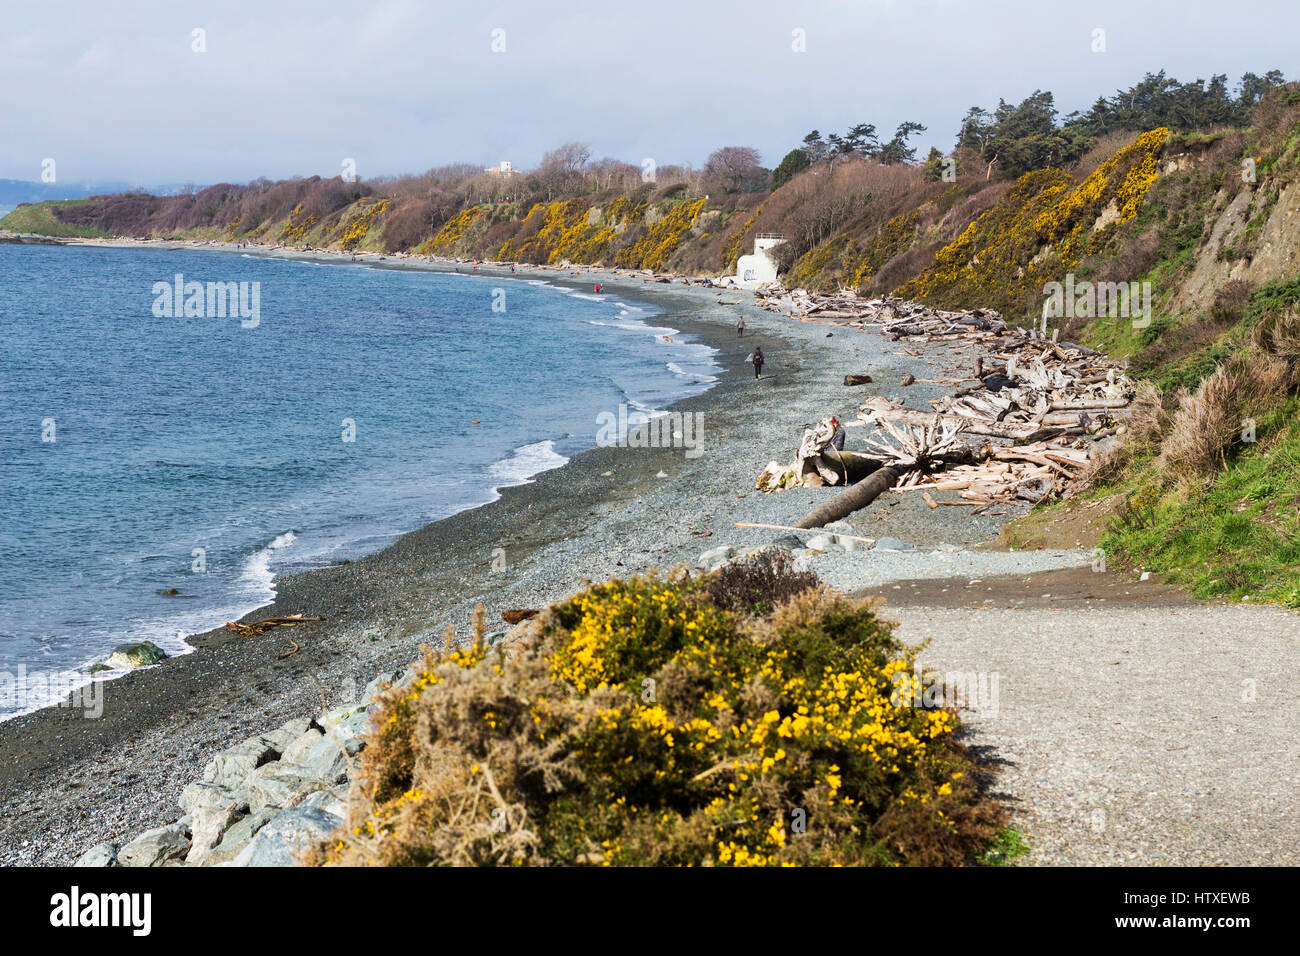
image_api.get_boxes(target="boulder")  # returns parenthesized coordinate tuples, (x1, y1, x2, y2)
(279, 727, 324, 766)
(259, 717, 313, 757)
(118, 823, 190, 867)
(287, 735, 351, 786)
(179, 780, 248, 816)
(245, 764, 324, 814)
(205, 810, 278, 867)
(106, 641, 168, 669)
(873, 536, 916, 552)
(186, 805, 242, 865)
(229, 807, 338, 867)
(363, 670, 402, 704)
(201, 738, 279, 790)
(74, 842, 119, 867)
(298, 790, 347, 820)
(803, 534, 845, 553)
(697, 545, 736, 572)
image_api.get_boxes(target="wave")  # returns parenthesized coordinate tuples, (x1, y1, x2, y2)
(239, 530, 297, 599)
(488, 440, 568, 488)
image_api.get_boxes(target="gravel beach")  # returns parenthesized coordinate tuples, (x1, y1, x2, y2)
(0, 252, 966, 864)
(3, 244, 1297, 867)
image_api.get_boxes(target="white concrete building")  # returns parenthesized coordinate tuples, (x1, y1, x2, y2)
(731, 233, 785, 288)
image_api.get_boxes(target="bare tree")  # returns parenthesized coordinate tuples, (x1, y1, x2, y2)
(703, 146, 764, 194)
(536, 142, 592, 199)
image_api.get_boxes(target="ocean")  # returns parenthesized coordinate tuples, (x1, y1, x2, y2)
(0, 245, 720, 718)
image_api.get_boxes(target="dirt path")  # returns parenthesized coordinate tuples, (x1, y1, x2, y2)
(862, 569, 1300, 865)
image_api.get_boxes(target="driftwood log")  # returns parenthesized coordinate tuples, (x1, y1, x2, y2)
(795, 466, 903, 529)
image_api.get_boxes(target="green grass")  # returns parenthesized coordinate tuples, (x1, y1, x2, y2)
(0, 199, 110, 238)
(1102, 403, 1300, 606)
(977, 827, 1031, 866)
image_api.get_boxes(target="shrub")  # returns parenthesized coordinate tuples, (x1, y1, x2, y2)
(1087, 381, 1172, 486)
(316, 571, 1003, 867)
(1158, 349, 1291, 479)
(1210, 279, 1253, 324)
(703, 547, 818, 616)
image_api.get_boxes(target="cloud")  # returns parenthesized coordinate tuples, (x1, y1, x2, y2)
(0, 0, 1294, 184)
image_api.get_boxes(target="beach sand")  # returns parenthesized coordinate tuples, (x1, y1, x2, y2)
(0, 244, 1075, 864)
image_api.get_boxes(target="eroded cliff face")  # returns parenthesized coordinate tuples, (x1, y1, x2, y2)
(1177, 177, 1300, 313)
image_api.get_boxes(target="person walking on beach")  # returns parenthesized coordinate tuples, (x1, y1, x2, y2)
(829, 417, 846, 451)
(752, 346, 764, 379)
(737, 314, 745, 337)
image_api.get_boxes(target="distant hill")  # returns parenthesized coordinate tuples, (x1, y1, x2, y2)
(0, 179, 198, 218)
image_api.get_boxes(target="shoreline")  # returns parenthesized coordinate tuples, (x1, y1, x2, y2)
(0, 242, 721, 723)
(0, 239, 1084, 864)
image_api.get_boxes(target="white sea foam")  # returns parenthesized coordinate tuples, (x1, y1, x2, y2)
(488, 440, 569, 488)
(240, 531, 297, 597)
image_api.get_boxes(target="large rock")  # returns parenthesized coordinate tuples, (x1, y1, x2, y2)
(873, 536, 916, 552)
(299, 790, 347, 820)
(118, 822, 190, 867)
(245, 764, 324, 814)
(229, 807, 338, 867)
(106, 641, 168, 669)
(803, 534, 845, 553)
(186, 805, 241, 865)
(279, 727, 324, 765)
(201, 738, 279, 791)
(180, 780, 248, 816)
(823, 521, 860, 552)
(697, 545, 736, 572)
(260, 717, 313, 756)
(363, 670, 402, 704)
(205, 810, 278, 867)
(290, 735, 351, 785)
(74, 842, 119, 867)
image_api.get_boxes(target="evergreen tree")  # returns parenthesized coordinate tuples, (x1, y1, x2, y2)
(771, 148, 811, 190)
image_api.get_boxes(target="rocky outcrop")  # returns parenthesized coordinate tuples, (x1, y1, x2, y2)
(74, 667, 409, 868)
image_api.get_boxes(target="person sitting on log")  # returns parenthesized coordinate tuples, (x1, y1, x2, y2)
(829, 417, 846, 451)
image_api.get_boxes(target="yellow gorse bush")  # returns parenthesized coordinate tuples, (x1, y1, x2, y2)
(897, 127, 1170, 314)
(335, 198, 389, 250)
(421, 206, 486, 255)
(317, 570, 1001, 867)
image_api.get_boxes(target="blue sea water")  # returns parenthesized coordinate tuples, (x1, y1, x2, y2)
(0, 245, 719, 718)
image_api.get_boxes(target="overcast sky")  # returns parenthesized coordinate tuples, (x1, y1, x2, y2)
(2, 0, 1295, 186)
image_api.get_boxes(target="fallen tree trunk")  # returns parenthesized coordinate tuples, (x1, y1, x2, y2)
(794, 465, 904, 529)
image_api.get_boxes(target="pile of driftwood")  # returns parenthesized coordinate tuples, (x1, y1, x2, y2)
(752, 289, 1135, 528)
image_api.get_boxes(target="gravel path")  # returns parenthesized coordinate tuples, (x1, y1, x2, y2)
(878, 599, 1300, 865)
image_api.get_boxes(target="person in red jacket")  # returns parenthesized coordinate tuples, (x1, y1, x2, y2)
(752, 346, 764, 379)
(829, 417, 846, 451)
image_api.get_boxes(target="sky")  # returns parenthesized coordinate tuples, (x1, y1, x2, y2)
(1, 0, 1296, 187)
